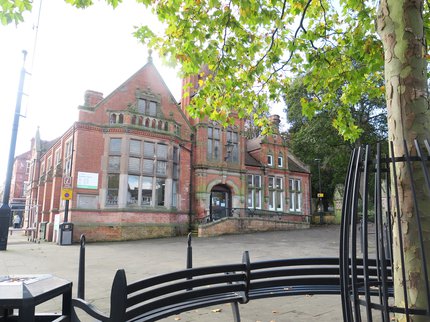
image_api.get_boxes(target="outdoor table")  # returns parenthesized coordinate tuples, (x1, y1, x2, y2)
(0, 274, 72, 321)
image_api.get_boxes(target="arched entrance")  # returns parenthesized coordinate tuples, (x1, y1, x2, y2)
(209, 184, 231, 221)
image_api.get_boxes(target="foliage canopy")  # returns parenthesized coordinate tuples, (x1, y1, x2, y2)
(2, 0, 429, 141)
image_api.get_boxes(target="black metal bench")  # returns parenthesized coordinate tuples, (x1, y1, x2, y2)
(248, 256, 392, 301)
(71, 252, 250, 322)
(72, 232, 393, 322)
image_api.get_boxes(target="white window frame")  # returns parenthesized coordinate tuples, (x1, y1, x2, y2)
(267, 155, 273, 166)
(278, 155, 283, 168)
(247, 174, 262, 209)
(289, 178, 302, 212)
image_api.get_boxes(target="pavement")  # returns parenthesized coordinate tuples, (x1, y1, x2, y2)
(1, 225, 344, 322)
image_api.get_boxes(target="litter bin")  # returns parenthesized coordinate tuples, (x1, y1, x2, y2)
(59, 223, 74, 245)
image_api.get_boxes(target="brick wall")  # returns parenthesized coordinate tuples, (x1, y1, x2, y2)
(198, 217, 310, 237)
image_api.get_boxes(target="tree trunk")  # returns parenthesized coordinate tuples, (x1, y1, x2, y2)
(377, 0, 430, 321)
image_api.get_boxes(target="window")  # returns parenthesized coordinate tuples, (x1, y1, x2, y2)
(156, 144, 168, 159)
(207, 126, 220, 161)
(144, 141, 155, 157)
(47, 156, 52, 172)
(107, 174, 119, 205)
(109, 156, 121, 171)
(149, 101, 157, 116)
(22, 181, 29, 197)
(278, 153, 283, 168)
(268, 177, 275, 210)
(172, 147, 179, 207)
(64, 139, 73, 176)
(128, 157, 140, 173)
(54, 149, 61, 166)
(269, 176, 284, 211)
(138, 99, 146, 114)
(267, 155, 273, 166)
(127, 175, 139, 205)
(110, 138, 122, 154)
(129, 139, 141, 155)
(156, 178, 165, 206)
(289, 179, 302, 212)
(25, 161, 30, 175)
(275, 177, 283, 211)
(141, 176, 152, 205)
(247, 174, 262, 209)
(137, 99, 157, 116)
(227, 129, 239, 163)
(108, 138, 178, 208)
(106, 139, 122, 206)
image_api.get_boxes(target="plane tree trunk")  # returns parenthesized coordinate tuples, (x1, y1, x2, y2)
(377, 0, 430, 320)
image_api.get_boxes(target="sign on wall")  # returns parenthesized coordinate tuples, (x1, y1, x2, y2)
(77, 172, 99, 189)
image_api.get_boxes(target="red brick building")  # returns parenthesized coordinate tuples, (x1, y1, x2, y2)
(22, 56, 311, 242)
(6, 150, 32, 225)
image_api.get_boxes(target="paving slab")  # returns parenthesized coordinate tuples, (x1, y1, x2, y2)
(1, 225, 343, 321)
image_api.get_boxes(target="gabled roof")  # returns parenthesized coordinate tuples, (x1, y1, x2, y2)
(90, 54, 178, 111)
(288, 153, 310, 173)
(245, 151, 261, 167)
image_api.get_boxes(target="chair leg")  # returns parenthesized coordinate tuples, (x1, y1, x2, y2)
(231, 302, 241, 322)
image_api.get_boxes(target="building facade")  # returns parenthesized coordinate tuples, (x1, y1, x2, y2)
(20, 57, 311, 242)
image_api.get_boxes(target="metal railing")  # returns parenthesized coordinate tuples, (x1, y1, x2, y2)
(340, 140, 430, 321)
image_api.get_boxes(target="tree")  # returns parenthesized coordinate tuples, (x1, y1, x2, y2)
(2, 0, 429, 319)
(285, 76, 387, 210)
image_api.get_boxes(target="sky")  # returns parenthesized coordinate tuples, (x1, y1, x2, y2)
(0, 1, 183, 185)
(0, 1, 286, 185)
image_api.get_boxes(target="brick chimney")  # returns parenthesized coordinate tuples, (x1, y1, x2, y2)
(269, 114, 281, 133)
(84, 90, 103, 107)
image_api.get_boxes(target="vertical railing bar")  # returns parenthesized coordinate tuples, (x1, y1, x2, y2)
(384, 154, 394, 265)
(351, 146, 363, 321)
(340, 148, 358, 322)
(424, 139, 430, 157)
(389, 141, 410, 319)
(382, 151, 394, 266)
(361, 145, 373, 322)
(375, 143, 390, 322)
(414, 140, 430, 310)
(405, 140, 430, 313)
(415, 140, 430, 197)
(374, 144, 382, 321)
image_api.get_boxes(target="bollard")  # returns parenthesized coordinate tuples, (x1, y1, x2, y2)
(77, 234, 86, 299)
(186, 232, 192, 269)
(186, 233, 193, 290)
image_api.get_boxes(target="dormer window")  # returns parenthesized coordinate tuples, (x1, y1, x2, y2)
(267, 155, 273, 166)
(278, 154, 283, 168)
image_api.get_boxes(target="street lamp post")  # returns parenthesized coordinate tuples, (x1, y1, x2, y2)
(0, 50, 28, 251)
(314, 158, 323, 224)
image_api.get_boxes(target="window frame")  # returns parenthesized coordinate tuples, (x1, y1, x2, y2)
(289, 178, 302, 212)
(247, 174, 262, 209)
(278, 154, 283, 168)
(267, 155, 273, 166)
